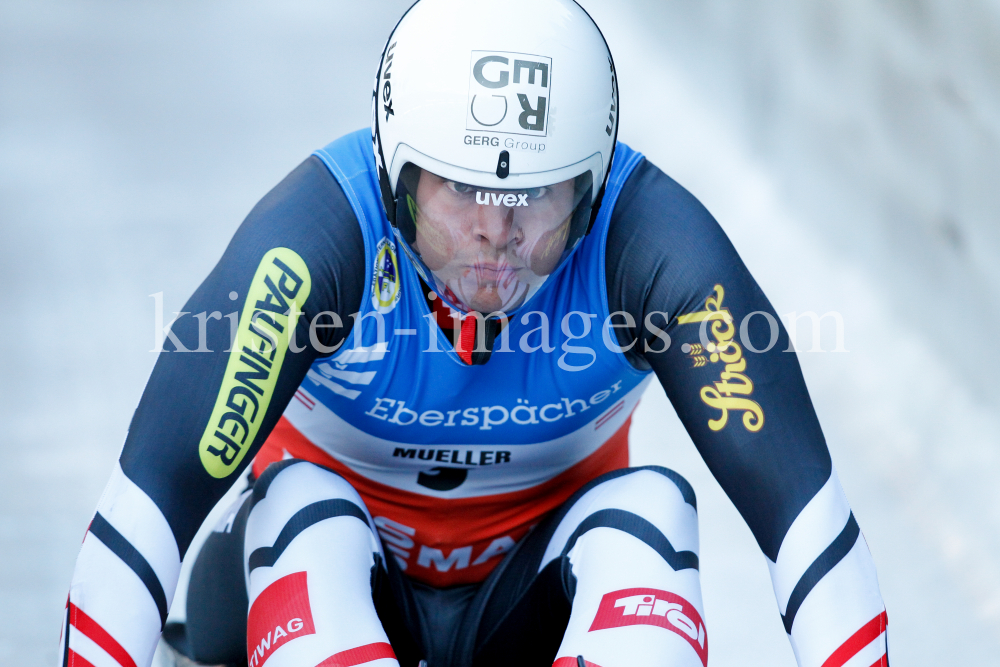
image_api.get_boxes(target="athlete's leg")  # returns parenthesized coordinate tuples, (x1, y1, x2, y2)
(460, 467, 705, 667)
(181, 487, 252, 663)
(242, 460, 404, 667)
(546, 467, 705, 667)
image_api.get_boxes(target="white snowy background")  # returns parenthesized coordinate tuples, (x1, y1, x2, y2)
(2, 1, 998, 665)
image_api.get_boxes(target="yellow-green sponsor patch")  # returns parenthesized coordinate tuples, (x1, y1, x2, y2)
(199, 248, 311, 478)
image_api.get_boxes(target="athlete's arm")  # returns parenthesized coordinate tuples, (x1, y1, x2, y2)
(606, 159, 888, 667)
(59, 156, 366, 667)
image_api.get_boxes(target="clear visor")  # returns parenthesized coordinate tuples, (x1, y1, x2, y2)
(393, 164, 594, 315)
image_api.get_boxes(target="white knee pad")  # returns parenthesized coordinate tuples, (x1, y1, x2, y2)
(243, 461, 395, 667)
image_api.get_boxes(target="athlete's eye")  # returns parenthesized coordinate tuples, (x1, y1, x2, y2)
(446, 181, 474, 194)
(524, 186, 549, 199)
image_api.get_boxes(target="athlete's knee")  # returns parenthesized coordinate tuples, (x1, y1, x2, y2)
(551, 470, 707, 667)
(250, 461, 371, 520)
(587, 466, 695, 511)
(241, 463, 393, 667)
(245, 460, 380, 568)
(252, 460, 366, 506)
(544, 467, 700, 572)
(570, 467, 697, 528)
(632, 466, 696, 510)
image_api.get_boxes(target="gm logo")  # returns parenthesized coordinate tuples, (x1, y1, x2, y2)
(466, 51, 551, 137)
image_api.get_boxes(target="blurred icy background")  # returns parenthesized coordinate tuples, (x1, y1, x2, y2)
(2, 1, 998, 665)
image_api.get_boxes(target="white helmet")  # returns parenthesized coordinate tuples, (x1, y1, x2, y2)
(372, 0, 618, 316)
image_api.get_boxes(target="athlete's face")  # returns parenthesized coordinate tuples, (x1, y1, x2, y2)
(413, 170, 577, 313)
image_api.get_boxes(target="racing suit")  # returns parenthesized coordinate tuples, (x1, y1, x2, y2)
(59, 130, 888, 667)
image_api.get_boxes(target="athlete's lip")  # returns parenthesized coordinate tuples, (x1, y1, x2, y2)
(469, 263, 520, 280)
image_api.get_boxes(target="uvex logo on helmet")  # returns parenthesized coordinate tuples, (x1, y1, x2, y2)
(381, 41, 397, 122)
(466, 51, 551, 137)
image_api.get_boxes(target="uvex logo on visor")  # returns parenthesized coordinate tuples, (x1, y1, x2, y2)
(467, 51, 551, 136)
(476, 192, 529, 207)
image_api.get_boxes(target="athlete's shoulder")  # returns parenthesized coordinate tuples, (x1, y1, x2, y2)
(314, 128, 376, 177)
(604, 152, 752, 363)
(612, 154, 719, 236)
(213, 149, 368, 327)
(607, 154, 738, 282)
(229, 149, 364, 259)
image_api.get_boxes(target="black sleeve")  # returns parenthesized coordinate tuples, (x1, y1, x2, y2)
(605, 158, 831, 561)
(119, 155, 366, 556)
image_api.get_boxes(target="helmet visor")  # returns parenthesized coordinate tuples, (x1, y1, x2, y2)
(394, 164, 594, 314)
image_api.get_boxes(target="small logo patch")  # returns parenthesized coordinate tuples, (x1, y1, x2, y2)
(247, 572, 316, 667)
(372, 237, 401, 314)
(467, 51, 551, 137)
(589, 588, 707, 666)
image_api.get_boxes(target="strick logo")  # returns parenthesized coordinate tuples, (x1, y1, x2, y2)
(675, 284, 764, 432)
(467, 51, 551, 137)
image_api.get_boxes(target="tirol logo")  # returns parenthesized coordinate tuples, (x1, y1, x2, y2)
(371, 237, 401, 314)
(246, 572, 316, 667)
(467, 51, 551, 137)
(199, 248, 312, 478)
(589, 588, 708, 667)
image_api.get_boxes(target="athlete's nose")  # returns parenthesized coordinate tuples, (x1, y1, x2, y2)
(473, 199, 516, 248)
